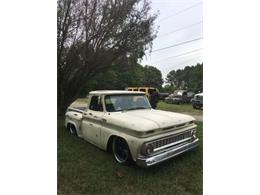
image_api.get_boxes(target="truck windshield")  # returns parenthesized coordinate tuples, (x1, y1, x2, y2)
(105, 94, 151, 112)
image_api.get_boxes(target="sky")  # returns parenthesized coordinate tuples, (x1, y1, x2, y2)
(140, 0, 203, 80)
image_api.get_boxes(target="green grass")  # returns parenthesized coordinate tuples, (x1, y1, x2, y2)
(157, 101, 203, 115)
(58, 118, 203, 195)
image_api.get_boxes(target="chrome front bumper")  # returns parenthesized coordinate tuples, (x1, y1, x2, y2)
(136, 138, 199, 167)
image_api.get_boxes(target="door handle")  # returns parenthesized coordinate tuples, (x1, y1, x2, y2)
(89, 123, 93, 126)
(89, 113, 93, 116)
(102, 118, 107, 122)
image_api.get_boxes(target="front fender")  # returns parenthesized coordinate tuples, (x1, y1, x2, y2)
(101, 127, 142, 161)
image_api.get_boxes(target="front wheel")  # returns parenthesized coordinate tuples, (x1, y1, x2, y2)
(67, 124, 78, 136)
(112, 137, 132, 165)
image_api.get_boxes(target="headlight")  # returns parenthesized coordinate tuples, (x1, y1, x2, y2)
(146, 144, 154, 155)
(141, 143, 154, 155)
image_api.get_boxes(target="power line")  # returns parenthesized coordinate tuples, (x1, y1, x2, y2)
(151, 37, 203, 53)
(157, 21, 203, 38)
(158, 2, 203, 22)
(152, 48, 203, 64)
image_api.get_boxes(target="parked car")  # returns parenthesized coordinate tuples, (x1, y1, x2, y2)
(191, 93, 203, 109)
(187, 91, 195, 102)
(65, 90, 199, 167)
(158, 92, 169, 101)
(165, 94, 184, 104)
(165, 90, 190, 104)
(165, 94, 173, 104)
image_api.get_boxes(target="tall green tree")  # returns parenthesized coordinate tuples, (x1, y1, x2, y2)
(165, 63, 203, 92)
(142, 65, 163, 89)
(79, 63, 163, 95)
(166, 70, 176, 86)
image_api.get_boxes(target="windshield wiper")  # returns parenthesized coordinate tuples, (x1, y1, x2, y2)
(125, 107, 150, 111)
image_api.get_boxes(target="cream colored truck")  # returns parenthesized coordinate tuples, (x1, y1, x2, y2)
(65, 90, 199, 167)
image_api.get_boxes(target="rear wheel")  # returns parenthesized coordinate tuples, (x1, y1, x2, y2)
(112, 137, 132, 165)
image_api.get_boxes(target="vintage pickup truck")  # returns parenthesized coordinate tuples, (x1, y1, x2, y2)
(65, 90, 199, 167)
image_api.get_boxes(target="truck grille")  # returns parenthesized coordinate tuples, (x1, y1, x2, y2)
(152, 131, 192, 151)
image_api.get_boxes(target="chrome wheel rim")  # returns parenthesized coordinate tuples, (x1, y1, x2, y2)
(113, 138, 129, 163)
(69, 125, 74, 134)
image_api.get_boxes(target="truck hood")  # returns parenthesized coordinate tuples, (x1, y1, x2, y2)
(106, 109, 195, 133)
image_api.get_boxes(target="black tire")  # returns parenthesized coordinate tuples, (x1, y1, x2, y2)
(67, 124, 78, 136)
(112, 137, 132, 165)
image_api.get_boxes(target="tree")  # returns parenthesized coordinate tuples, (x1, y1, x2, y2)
(57, 0, 158, 114)
(166, 70, 176, 86)
(165, 63, 203, 92)
(161, 84, 176, 93)
(142, 65, 163, 89)
(78, 63, 163, 95)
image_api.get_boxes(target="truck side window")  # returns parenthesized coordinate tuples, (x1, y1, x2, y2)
(89, 96, 103, 111)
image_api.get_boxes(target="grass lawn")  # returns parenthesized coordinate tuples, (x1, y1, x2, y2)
(58, 118, 203, 195)
(157, 101, 203, 115)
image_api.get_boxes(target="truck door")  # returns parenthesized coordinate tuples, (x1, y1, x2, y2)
(81, 95, 104, 147)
